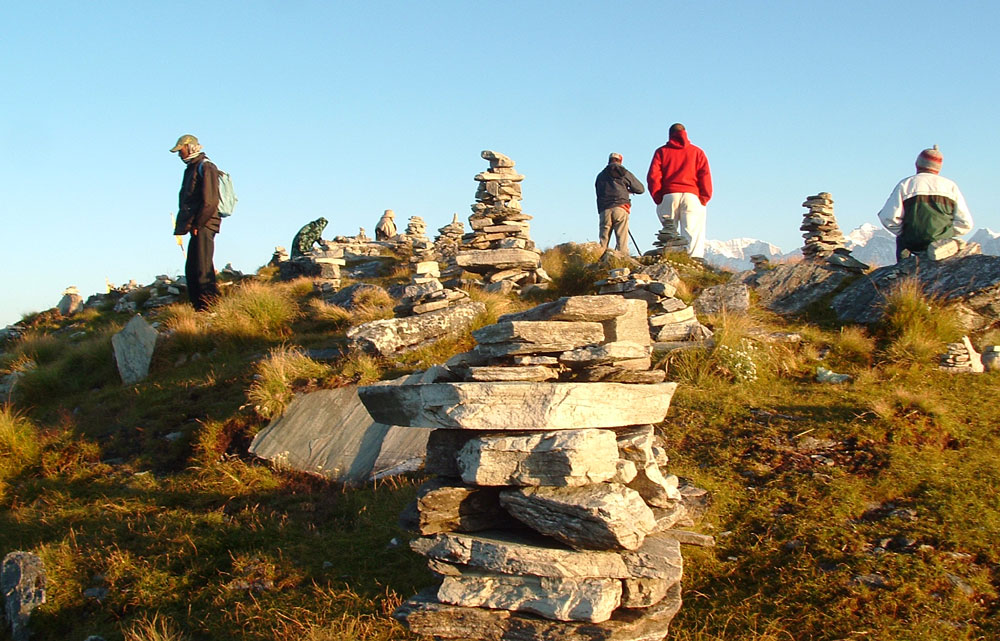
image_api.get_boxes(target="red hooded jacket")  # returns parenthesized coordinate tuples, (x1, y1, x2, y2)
(646, 129, 712, 206)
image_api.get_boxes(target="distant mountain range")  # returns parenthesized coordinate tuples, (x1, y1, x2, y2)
(704, 225, 1000, 271)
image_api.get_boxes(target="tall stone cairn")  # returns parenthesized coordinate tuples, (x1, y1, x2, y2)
(800, 192, 847, 258)
(405, 216, 435, 258)
(455, 150, 545, 293)
(359, 294, 706, 640)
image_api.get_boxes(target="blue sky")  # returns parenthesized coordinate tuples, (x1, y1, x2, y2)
(2, 1, 998, 326)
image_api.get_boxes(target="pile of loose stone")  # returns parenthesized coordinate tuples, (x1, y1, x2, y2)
(800, 192, 847, 258)
(939, 336, 984, 373)
(454, 151, 547, 294)
(646, 218, 689, 256)
(592, 267, 713, 349)
(395, 259, 471, 317)
(359, 294, 704, 641)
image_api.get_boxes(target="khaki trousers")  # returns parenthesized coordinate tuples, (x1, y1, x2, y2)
(599, 206, 630, 254)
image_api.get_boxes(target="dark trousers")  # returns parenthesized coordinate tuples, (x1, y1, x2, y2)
(186, 230, 219, 311)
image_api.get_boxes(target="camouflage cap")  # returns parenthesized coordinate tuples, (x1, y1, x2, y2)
(169, 134, 199, 152)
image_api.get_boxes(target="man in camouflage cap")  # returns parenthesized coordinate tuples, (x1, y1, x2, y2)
(170, 134, 222, 310)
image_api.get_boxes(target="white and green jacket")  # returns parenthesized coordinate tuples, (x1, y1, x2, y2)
(877, 172, 973, 250)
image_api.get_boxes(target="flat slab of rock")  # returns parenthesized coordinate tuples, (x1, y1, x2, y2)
(499, 295, 629, 323)
(2, 551, 46, 641)
(832, 255, 1000, 324)
(248, 380, 428, 483)
(357, 381, 678, 430)
(395, 583, 682, 641)
(466, 365, 558, 382)
(602, 299, 651, 345)
(457, 429, 619, 486)
(111, 314, 159, 384)
(455, 249, 541, 274)
(438, 570, 622, 623)
(347, 301, 485, 356)
(500, 484, 657, 551)
(474, 320, 604, 348)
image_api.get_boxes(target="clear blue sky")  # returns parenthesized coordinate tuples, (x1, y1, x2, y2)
(2, 1, 998, 326)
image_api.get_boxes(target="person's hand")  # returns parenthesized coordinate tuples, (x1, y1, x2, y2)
(192, 227, 198, 237)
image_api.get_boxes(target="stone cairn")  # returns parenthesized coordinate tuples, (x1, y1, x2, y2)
(404, 216, 435, 256)
(646, 218, 689, 257)
(395, 259, 471, 317)
(454, 151, 547, 294)
(749, 254, 771, 271)
(359, 294, 706, 640)
(939, 336, 984, 373)
(434, 214, 465, 261)
(800, 192, 847, 259)
(593, 266, 713, 350)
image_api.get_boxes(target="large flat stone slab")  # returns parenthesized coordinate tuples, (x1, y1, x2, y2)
(455, 249, 541, 274)
(346, 301, 485, 356)
(499, 295, 630, 323)
(457, 429, 619, 487)
(473, 321, 604, 347)
(500, 484, 657, 551)
(395, 583, 682, 641)
(357, 382, 678, 430)
(437, 570, 622, 623)
(248, 380, 428, 483)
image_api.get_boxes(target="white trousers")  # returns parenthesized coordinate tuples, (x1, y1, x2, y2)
(656, 192, 707, 258)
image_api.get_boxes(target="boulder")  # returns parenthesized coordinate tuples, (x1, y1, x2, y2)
(500, 484, 657, 551)
(111, 315, 159, 384)
(347, 301, 485, 356)
(437, 570, 622, 623)
(752, 261, 858, 315)
(248, 379, 428, 483)
(2, 551, 46, 641)
(357, 381, 678, 430)
(693, 283, 751, 316)
(832, 255, 1000, 325)
(56, 287, 84, 316)
(395, 583, 682, 641)
(456, 429, 620, 487)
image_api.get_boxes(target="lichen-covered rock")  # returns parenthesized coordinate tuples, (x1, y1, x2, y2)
(751, 261, 858, 316)
(2, 551, 46, 641)
(111, 315, 159, 384)
(347, 301, 485, 356)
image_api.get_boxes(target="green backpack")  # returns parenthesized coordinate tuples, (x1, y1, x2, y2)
(199, 160, 238, 217)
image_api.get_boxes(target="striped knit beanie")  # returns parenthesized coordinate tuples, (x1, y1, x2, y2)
(916, 145, 943, 173)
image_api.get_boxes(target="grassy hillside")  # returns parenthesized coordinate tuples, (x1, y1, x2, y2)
(1, 247, 998, 641)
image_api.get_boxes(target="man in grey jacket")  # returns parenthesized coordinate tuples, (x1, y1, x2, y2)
(595, 153, 645, 255)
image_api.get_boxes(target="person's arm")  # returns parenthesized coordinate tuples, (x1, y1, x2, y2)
(951, 186, 974, 236)
(696, 151, 712, 205)
(877, 183, 905, 236)
(646, 150, 663, 204)
(625, 169, 645, 195)
(195, 162, 221, 230)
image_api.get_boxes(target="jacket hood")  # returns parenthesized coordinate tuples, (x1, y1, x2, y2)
(606, 163, 627, 177)
(666, 129, 689, 149)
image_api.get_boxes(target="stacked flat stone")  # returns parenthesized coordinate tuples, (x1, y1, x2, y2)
(455, 151, 545, 293)
(435, 214, 466, 259)
(404, 216, 435, 258)
(592, 268, 713, 349)
(646, 218, 689, 256)
(939, 336, 984, 373)
(801, 192, 847, 258)
(395, 260, 471, 316)
(359, 294, 694, 640)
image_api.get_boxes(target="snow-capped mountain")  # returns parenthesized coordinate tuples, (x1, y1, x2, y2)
(970, 228, 1000, 255)
(703, 238, 783, 271)
(703, 225, 998, 272)
(844, 222, 895, 267)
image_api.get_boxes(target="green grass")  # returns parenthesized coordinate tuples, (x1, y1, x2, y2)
(2, 266, 999, 640)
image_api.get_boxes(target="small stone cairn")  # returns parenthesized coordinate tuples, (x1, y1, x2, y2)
(434, 214, 465, 261)
(395, 259, 471, 317)
(801, 192, 847, 259)
(455, 151, 546, 293)
(593, 267, 713, 349)
(939, 336, 984, 373)
(646, 218, 689, 256)
(404, 216, 435, 256)
(749, 254, 771, 271)
(359, 294, 707, 640)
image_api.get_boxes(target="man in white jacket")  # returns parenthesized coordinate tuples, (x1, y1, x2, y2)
(877, 145, 973, 262)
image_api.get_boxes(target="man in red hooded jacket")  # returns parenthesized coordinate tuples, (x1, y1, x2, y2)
(646, 123, 713, 259)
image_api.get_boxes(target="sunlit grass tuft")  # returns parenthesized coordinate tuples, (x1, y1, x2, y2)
(247, 346, 330, 419)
